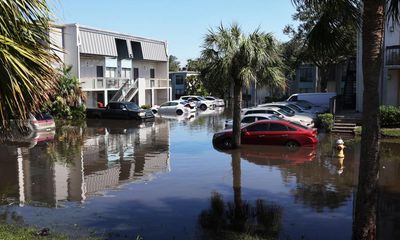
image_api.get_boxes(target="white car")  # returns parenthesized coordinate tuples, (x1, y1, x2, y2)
(179, 95, 214, 110)
(156, 100, 196, 115)
(241, 106, 314, 128)
(224, 113, 281, 129)
(287, 100, 327, 114)
(258, 102, 316, 119)
(204, 96, 225, 107)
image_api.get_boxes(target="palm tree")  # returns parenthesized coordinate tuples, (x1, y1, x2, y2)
(201, 24, 285, 148)
(291, 0, 391, 239)
(0, 0, 60, 127)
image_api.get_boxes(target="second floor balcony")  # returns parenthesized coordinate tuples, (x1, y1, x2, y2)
(80, 77, 171, 91)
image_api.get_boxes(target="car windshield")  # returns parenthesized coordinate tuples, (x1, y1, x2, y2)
(126, 102, 140, 110)
(289, 121, 309, 129)
(35, 113, 52, 120)
(270, 115, 281, 120)
(287, 104, 303, 112)
(277, 109, 293, 117)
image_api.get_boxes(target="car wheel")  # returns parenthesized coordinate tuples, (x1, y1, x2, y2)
(176, 109, 183, 115)
(200, 104, 207, 111)
(285, 140, 300, 149)
(222, 138, 232, 149)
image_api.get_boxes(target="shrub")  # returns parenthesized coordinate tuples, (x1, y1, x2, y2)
(141, 104, 151, 109)
(316, 113, 334, 132)
(380, 105, 400, 128)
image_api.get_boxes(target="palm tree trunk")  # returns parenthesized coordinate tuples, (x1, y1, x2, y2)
(232, 80, 243, 148)
(353, 1, 384, 239)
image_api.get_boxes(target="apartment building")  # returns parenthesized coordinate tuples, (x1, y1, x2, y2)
(51, 24, 171, 108)
(169, 71, 198, 99)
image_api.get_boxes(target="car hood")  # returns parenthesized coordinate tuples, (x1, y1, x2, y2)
(287, 114, 313, 123)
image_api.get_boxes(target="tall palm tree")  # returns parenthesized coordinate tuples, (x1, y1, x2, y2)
(0, 0, 60, 127)
(201, 24, 285, 148)
(291, 0, 393, 239)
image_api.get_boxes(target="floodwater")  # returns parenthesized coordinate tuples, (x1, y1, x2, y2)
(0, 109, 400, 239)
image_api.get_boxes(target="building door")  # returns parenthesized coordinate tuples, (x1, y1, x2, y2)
(96, 66, 104, 88)
(133, 68, 139, 80)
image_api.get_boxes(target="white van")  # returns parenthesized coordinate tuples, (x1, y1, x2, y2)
(287, 92, 336, 110)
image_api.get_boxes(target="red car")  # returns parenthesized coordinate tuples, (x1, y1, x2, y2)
(212, 120, 318, 149)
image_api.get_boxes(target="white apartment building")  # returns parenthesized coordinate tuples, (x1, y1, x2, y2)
(356, 11, 400, 111)
(51, 24, 171, 108)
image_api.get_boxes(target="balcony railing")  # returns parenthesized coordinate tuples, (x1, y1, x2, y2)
(80, 78, 130, 90)
(386, 45, 400, 66)
(144, 78, 171, 88)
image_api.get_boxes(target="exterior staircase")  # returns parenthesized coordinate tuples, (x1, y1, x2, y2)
(110, 79, 138, 102)
(331, 113, 361, 134)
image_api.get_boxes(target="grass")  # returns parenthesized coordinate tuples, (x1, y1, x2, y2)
(0, 224, 67, 240)
(355, 126, 400, 138)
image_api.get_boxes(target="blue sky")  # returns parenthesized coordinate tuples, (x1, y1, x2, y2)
(52, 0, 297, 66)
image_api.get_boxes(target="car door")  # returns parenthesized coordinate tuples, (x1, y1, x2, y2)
(241, 116, 256, 126)
(158, 102, 170, 114)
(265, 122, 290, 145)
(169, 102, 179, 113)
(241, 122, 269, 145)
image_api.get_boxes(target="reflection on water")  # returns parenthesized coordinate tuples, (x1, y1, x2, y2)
(1, 110, 400, 239)
(0, 119, 170, 207)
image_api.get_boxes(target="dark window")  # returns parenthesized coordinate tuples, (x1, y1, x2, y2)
(170, 102, 179, 106)
(299, 68, 313, 82)
(205, 97, 214, 100)
(181, 97, 189, 100)
(108, 103, 120, 109)
(258, 117, 268, 120)
(242, 117, 256, 124)
(160, 102, 170, 107)
(246, 123, 269, 132)
(126, 102, 140, 110)
(150, 68, 155, 78)
(269, 123, 289, 131)
(175, 75, 184, 85)
(96, 66, 104, 77)
(288, 95, 298, 101)
(134, 68, 139, 79)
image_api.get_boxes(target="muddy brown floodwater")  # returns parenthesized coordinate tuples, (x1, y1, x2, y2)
(1, 109, 400, 239)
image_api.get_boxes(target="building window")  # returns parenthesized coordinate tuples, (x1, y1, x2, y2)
(106, 67, 116, 78)
(121, 68, 131, 79)
(150, 68, 155, 78)
(175, 75, 184, 85)
(299, 68, 313, 82)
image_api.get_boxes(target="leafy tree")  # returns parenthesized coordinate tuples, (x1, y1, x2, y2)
(45, 65, 86, 120)
(186, 58, 202, 71)
(185, 75, 208, 96)
(285, 1, 358, 91)
(201, 23, 285, 148)
(169, 55, 180, 72)
(0, 0, 60, 126)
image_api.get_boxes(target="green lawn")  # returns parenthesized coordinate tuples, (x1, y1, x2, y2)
(355, 127, 400, 138)
(0, 224, 67, 240)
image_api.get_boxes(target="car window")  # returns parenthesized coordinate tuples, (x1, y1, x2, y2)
(257, 117, 268, 120)
(108, 103, 119, 109)
(126, 102, 140, 110)
(269, 123, 289, 131)
(288, 104, 302, 112)
(160, 102, 170, 107)
(205, 97, 214, 100)
(181, 97, 189, 100)
(241, 116, 256, 124)
(198, 96, 206, 100)
(279, 106, 295, 114)
(35, 113, 52, 120)
(288, 95, 298, 101)
(189, 97, 199, 102)
(289, 121, 309, 129)
(170, 102, 179, 106)
(277, 109, 292, 117)
(246, 123, 269, 132)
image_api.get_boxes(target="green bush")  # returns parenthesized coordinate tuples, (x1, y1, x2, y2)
(380, 105, 400, 128)
(316, 113, 334, 132)
(141, 104, 151, 109)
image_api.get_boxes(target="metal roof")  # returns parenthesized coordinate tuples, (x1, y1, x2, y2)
(77, 25, 167, 61)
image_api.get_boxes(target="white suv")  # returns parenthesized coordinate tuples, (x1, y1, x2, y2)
(179, 95, 214, 110)
(204, 96, 225, 107)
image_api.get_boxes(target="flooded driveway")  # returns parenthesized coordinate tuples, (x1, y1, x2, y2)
(1, 109, 400, 239)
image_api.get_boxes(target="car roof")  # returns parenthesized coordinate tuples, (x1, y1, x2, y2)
(243, 106, 280, 111)
(242, 113, 277, 118)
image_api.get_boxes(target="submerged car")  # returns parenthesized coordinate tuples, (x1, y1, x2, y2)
(213, 120, 318, 149)
(224, 113, 281, 129)
(204, 96, 225, 107)
(29, 112, 56, 131)
(155, 100, 196, 115)
(179, 95, 214, 110)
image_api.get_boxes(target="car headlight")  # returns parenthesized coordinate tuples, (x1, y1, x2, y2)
(138, 112, 146, 117)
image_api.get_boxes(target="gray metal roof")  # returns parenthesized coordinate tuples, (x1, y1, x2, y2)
(77, 25, 167, 61)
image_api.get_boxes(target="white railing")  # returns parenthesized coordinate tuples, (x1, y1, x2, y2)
(144, 78, 170, 88)
(80, 78, 130, 90)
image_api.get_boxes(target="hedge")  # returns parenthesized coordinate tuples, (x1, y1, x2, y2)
(316, 113, 334, 132)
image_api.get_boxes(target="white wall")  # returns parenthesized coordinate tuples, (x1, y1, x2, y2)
(63, 25, 80, 78)
(50, 27, 64, 68)
(133, 60, 168, 79)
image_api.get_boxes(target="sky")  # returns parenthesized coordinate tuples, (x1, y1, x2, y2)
(52, 0, 297, 66)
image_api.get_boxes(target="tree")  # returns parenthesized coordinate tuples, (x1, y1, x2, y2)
(169, 55, 180, 72)
(291, 0, 389, 239)
(0, 0, 60, 127)
(201, 23, 285, 148)
(45, 65, 86, 120)
(185, 75, 208, 96)
(186, 58, 202, 71)
(285, 1, 357, 91)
